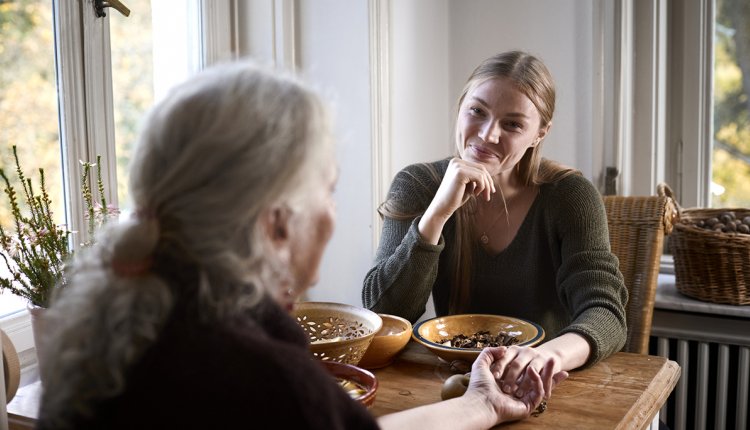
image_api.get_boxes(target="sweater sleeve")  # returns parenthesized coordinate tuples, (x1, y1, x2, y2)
(362, 163, 446, 323)
(550, 175, 629, 367)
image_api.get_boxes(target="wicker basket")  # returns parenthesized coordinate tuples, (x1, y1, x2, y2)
(670, 207, 750, 305)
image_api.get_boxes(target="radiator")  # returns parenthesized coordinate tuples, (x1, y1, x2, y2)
(649, 309, 750, 430)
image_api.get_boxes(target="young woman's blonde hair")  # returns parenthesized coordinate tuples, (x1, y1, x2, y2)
(38, 61, 333, 428)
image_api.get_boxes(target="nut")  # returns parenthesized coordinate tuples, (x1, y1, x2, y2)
(441, 373, 471, 400)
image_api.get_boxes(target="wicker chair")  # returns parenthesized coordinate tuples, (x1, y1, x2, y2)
(603, 184, 678, 354)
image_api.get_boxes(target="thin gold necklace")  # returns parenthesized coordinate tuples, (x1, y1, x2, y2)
(478, 185, 509, 245)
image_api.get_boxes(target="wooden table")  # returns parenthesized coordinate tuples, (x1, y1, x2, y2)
(371, 342, 681, 429)
(7, 342, 680, 430)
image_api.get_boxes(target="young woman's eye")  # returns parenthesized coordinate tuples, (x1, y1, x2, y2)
(468, 107, 484, 116)
(505, 121, 523, 130)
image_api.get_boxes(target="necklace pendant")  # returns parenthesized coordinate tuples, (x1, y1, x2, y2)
(480, 233, 489, 244)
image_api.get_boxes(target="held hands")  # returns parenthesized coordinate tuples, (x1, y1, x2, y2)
(490, 345, 562, 400)
(465, 347, 568, 425)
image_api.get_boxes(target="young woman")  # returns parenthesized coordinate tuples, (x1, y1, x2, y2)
(36, 61, 565, 430)
(363, 50, 627, 399)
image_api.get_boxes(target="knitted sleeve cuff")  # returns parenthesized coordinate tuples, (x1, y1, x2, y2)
(558, 312, 626, 368)
(408, 216, 445, 252)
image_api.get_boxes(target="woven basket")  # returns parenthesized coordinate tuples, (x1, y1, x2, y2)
(670, 207, 750, 305)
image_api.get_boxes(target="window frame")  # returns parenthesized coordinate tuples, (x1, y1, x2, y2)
(614, 0, 713, 210)
(664, 0, 714, 209)
(57, 0, 118, 249)
(58, 0, 239, 246)
(1, 0, 238, 371)
(588, 0, 714, 275)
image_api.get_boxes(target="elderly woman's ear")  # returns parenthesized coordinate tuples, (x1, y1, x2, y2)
(263, 205, 292, 251)
(261, 205, 292, 264)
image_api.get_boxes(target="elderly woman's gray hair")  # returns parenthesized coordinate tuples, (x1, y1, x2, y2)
(37, 61, 333, 429)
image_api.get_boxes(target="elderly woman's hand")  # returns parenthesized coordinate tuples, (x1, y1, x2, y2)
(464, 347, 568, 425)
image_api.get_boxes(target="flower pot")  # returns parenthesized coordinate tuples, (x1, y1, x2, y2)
(27, 305, 50, 384)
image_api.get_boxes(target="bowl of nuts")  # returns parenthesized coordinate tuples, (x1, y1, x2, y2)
(411, 314, 545, 363)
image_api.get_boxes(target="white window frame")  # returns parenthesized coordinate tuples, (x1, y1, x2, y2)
(59, 0, 239, 244)
(609, 0, 668, 198)
(665, 0, 713, 209)
(590, 0, 713, 275)
(611, 0, 713, 210)
(57, 0, 118, 247)
(1, 0, 238, 376)
(626, 0, 714, 276)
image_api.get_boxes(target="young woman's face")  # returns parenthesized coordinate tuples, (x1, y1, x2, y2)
(457, 77, 548, 177)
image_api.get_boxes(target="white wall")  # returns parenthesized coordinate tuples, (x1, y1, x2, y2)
(390, 0, 451, 175)
(390, 0, 598, 181)
(238, 1, 375, 307)
(238, 0, 609, 308)
(295, 1, 374, 306)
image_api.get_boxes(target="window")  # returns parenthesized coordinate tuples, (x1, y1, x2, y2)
(109, 0, 203, 210)
(1, 0, 235, 363)
(1, 0, 202, 315)
(0, 0, 63, 317)
(666, 0, 750, 209)
(712, 0, 750, 208)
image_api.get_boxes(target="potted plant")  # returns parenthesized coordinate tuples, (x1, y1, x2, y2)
(0, 146, 118, 308)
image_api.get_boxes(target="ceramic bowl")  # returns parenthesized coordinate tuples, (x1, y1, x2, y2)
(293, 301, 383, 365)
(357, 313, 413, 369)
(320, 360, 378, 408)
(411, 314, 545, 363)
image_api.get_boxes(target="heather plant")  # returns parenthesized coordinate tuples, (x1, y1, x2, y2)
(0, 146, 118, 307)
(80, 155, 120, 247)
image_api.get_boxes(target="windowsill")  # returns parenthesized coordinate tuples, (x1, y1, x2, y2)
(659, 254, 674, 275)
(0, 299, 38, 389)
(656, 270, 750, 318)
(0, 294, 29, 320)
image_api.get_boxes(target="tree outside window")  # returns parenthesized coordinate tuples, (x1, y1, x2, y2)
(713, 0, 750, 208)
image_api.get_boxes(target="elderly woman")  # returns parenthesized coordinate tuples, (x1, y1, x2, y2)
(36, 61, 565, 430)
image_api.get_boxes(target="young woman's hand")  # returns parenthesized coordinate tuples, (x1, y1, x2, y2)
(418, 158, 495, 244)
(489, 345, 562, 400)
(434, 157, 495, 216)
(491, 333, 590, 399)
(465, 347, 568, 425)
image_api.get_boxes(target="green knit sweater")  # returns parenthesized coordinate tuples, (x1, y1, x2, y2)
(362, 158, 628, 367)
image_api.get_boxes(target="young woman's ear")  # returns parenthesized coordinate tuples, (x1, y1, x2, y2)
(534, 122, 551, 146)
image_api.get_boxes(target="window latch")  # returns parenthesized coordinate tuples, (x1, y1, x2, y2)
(94, 0, 131, 18)
(605, 166, 619, 196)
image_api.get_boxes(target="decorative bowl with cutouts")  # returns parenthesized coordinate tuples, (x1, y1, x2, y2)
(293, 302, 382, 365)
